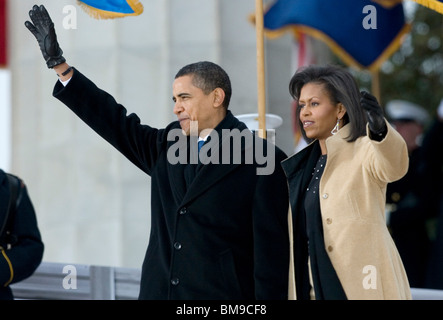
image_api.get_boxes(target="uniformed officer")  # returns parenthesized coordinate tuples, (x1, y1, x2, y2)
(385, 99, 431, 288)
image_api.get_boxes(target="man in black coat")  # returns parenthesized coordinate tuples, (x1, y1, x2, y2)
(0, 170, 44, 300)
(25, 5, 289, 299)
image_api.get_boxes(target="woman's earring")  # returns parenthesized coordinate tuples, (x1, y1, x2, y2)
(331, 118, 340, 135)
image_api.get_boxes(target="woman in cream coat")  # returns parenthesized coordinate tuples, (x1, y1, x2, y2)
(281, 64, 411, 300)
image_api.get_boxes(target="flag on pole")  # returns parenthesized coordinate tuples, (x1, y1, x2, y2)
(291, 32, 313, 152)
(77, 0, 143, 19)
(262, 0, 410, 71)
(0, 0, 7, 67)
(410, 0, 443, 13)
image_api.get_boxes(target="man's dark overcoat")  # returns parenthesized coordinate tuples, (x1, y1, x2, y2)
(53, 69, 290, 300)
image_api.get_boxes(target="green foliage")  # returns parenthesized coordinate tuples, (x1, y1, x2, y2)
(379, 4, 443, 115)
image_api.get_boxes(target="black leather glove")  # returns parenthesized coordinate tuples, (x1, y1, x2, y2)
(360, 91, 387, 141)
(25, 5, 65, 68)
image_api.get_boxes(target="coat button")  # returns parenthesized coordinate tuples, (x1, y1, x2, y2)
(391, 192, 401, 202)
(326, 218, 332, 224)
(174, 242, 182, 250)
(322, 193, 328, 199)
(171, 278, 179, 286)
(327, 245, 333, 252)
(179, 207, 187, 215)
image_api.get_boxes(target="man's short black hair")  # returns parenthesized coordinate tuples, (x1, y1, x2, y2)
(175, 61, 232, 109)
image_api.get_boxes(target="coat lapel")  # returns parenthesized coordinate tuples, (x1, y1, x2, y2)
(281, 142, 320, 193)
(281, 142, 321, 299)
(180, 111, 249, 206)
(181, 132, 245, 206)
(167, 162, 187, 204)
(166, 135, 195, 204)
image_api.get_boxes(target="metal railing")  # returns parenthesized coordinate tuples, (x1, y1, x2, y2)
(10, 261, 443, 300)
(10, 261, 141, 300)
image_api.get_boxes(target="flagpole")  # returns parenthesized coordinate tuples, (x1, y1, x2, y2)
(255, 0, 267, 139)
(371, 69, 381, 107)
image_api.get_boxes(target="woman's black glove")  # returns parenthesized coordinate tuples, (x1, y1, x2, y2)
(25, 5, 65, 68)
(360, 91, 387, 141)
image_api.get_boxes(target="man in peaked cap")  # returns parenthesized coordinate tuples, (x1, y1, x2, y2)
(385, 100, 430, 154)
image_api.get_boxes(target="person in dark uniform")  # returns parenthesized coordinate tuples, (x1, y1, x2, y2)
(25, 5, 289, 300)
(385, 100, 432, 288)
(0, 169, 44, 300)
(385, 99, 443, 289)
(422, 99, 443, 289)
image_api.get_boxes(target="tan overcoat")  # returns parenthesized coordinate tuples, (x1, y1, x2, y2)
(283, 121, 412, 300)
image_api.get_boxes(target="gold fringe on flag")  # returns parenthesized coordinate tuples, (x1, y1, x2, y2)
(370, 0, 404, 9)
(77, 0, 144, 19)
(250, 22, 411, 72)
(410, 0, 443, 14)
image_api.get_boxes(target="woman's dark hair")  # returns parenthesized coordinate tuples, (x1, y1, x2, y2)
(175, 61, 232, 109)
(289, 64, 367, 142)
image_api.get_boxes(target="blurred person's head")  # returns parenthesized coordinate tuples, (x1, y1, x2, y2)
(385, 100, 429, 154)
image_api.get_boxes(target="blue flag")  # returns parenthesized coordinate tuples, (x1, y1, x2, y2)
(263, 0, 410, 71)
(77, 0, 143, 19)
(411, 0, 443, 13)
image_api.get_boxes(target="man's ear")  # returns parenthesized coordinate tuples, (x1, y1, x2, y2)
(213, 88, 225, 108)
